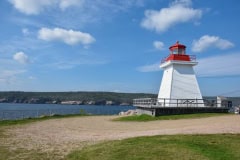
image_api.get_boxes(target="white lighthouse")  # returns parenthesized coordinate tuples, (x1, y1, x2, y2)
(157, 41, 204, 107)
(133, 41, 229, 116)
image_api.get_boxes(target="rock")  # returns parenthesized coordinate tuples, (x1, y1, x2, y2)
(119, 111, 125, 116)
(119, 110, 137, 116)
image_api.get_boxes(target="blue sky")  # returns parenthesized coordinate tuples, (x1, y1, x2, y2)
(0, 0, 240, 96)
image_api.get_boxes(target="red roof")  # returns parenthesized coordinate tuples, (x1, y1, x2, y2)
(169, 41, 186, 50)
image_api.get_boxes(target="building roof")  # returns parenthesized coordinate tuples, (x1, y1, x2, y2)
(169, 41, 186, 50)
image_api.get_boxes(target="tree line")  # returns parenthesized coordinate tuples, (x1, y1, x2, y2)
(0, 91, 157, 105)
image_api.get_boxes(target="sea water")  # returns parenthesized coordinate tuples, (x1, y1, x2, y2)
(0, 103, 135, 120)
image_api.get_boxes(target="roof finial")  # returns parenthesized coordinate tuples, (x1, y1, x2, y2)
(176, 41, 179, 44)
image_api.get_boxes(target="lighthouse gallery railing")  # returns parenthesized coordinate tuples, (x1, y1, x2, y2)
(161, 55, 196, 63)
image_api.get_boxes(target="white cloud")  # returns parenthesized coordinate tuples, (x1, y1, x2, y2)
(38, 27, 95, 45)
(137, 62, 161, 72)
(153, 41, 165, 50)
(9, 0, 55, 15)
(170, 0, 192, 6)
(59, 0, 84, 10)
(9, 0, 143, 15)
(1, 70, 26, 78)
(9, 0, 84, 15)
(0, 69, 26, 84)
(192, 35, 234, 52)
(0, 36, 49, 56)
(13, 52, 30, 64)
(141, 0, 202, 33)
(195, 52, 240, 77)
(49, 58, 108, 70)
(9, 0, 146, 29)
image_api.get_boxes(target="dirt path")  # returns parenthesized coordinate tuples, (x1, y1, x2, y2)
(2, 115, 240, 158)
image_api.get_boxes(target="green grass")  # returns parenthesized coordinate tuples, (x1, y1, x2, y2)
(0, 113, 88, 127)
(114, 113, 229, 122)
(66, 134, 240, 160)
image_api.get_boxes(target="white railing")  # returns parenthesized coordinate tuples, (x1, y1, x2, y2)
(133, 98, 230, 108)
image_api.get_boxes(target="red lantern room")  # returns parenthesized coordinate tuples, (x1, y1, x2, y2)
(162, 41, 195, 63)
(169, 41, 186, 54)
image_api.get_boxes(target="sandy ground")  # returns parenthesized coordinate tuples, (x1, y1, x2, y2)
(2, 114, 240, 158)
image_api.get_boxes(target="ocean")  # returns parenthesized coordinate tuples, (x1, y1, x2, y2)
(0, 103, 135, 120)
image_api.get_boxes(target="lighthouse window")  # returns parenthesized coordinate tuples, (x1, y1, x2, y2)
(173, 49, 178, 54)
(179, 49, 185, 54)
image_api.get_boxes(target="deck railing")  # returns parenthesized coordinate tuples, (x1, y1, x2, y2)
(133, 98, 230, 108)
